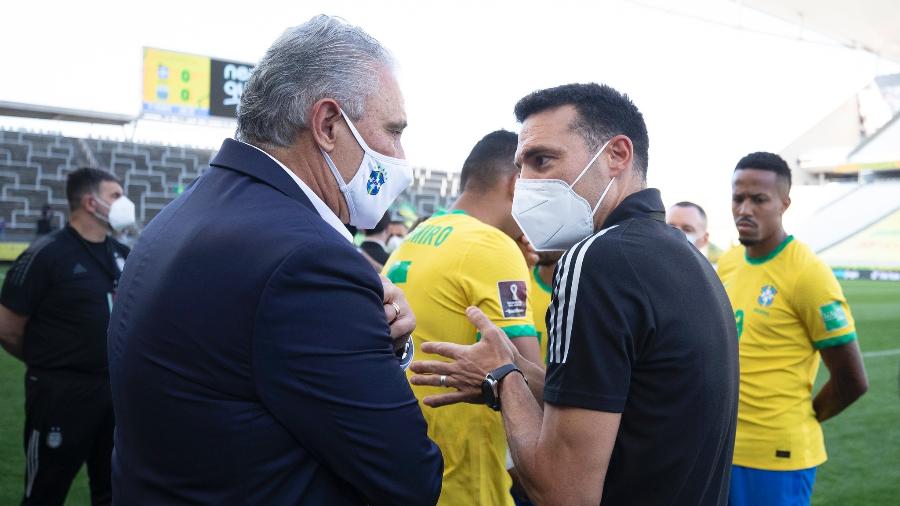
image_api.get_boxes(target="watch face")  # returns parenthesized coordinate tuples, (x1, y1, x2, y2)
(481, 378, 496, 406)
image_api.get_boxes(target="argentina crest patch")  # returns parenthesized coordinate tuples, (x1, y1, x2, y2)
(46, 427, 62, 449)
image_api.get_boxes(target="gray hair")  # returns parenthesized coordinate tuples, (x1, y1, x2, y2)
(236, 15, 394, 148)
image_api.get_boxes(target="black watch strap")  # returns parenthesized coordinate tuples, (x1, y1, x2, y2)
(490, 363, 523, 383)
(484, 363, 526, 411)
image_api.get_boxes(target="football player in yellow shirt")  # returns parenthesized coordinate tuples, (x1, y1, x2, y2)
(384, 130, 541, 506)
(718, 152, 868, 506)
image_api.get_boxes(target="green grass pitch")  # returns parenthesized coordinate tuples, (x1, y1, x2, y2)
(0, 267, 896, 504)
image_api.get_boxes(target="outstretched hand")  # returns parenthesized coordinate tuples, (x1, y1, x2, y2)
(409, 306, 517, 407)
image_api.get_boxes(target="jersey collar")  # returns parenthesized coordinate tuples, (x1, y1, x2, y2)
(745, 235, 794, 265)
(432, 209, 468, 217)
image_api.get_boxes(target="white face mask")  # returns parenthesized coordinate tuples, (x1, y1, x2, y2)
(685, 231, 701, 246)
(320, 110, 413, 229)
(512, 139, 615, 251)
(385, 234, 405, 253)
(94, 195, 136, 232)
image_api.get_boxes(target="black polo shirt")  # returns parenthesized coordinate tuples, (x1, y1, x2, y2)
(543, 189, 738, 505)
(1, 224, 129, 376)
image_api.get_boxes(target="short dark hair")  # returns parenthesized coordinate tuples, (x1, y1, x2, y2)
(514, 83, 650, 178)
(66, 168, 120, 211)
(365, 212, 391, 236)
(459, 130, 519, 193)
(672, 201, 707, 221)
(734, 152, 791, 189)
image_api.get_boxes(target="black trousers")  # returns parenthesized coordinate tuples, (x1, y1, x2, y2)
(22, 370, 114, 506)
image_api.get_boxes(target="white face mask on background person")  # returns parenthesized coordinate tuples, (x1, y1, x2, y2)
(94, 195, 136, 232)
(385, 234, 405, 253)
(320, 110, 414, 229)
(685, 231, 701, 246)
(512, 139, 616, 252)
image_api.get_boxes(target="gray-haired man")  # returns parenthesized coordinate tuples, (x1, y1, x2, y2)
(107, 15, 442, 505)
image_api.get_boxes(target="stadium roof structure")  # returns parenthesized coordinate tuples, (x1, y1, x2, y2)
(743, 0, 900, 64)
(780, 72, 900, 179)
(0, 100, 135, 126)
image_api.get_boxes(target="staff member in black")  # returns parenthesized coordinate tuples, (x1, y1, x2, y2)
(0, 168, 133, 506)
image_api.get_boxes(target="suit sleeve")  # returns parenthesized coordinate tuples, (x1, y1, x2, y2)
(251, 241, 443, 506)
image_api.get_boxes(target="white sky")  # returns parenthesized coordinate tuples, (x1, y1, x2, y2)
(1, 0, 897, 243)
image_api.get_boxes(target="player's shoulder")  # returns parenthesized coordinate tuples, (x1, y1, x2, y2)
(786, 237, 837, 283)
(440, 213, 519, 253)
(719, 244, 744, 263)
(716, 245, 744, 273)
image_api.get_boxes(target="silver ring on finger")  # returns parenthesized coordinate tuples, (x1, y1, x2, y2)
(388, 302, 401, 324)
(439, 374, 447, 387)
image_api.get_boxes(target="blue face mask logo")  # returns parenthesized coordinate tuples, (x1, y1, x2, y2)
(366, 163, 387, 195)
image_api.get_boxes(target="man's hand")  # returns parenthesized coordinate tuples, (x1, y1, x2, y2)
(380, 275, 415, 352)
(409, 307, 516, 407)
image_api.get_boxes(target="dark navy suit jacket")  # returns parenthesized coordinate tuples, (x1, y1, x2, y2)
(108, 138, 443, 505)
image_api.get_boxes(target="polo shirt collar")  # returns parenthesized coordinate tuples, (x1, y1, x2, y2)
(601, 188, 666, 228)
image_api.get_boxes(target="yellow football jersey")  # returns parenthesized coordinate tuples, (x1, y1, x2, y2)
(530, 265, 553, 364)
(717, 236, 857, 471)
(383, 210, 536, 506)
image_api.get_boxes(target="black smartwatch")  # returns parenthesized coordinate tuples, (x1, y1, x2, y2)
(481, 363, 526, 411)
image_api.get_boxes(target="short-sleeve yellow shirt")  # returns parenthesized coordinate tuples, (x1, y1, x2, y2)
(384, 210, 536, 506)
(717, 236, 857, 470)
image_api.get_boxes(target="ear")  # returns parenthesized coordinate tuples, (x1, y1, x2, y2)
(505, 171, 518, 200)
(782, 193, 791, 212)
(606, 135, 634, 179)
(309, 98, 343, 152)
(82, 193, 97, 213)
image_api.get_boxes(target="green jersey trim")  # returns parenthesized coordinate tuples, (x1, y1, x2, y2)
(476, 324, 537, 341)
(745, 235, 794, 265)
(432, 209, 468, 217)
(813, 331, 858, 350)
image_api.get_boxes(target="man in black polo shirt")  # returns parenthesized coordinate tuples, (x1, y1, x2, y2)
(411, 83, 739, 505)
(0, 168, 133, 505)
(360, 212, 392, 267)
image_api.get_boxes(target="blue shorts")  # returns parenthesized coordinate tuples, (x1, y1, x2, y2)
(729, 465, 817, 506)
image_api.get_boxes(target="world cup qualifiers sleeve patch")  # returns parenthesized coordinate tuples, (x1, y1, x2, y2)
(497, 280, 528, 319)
(819, 301, 849, 332)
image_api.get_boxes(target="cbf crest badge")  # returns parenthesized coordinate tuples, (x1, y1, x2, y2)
(46, 427, 62, 449)
(366, 163, 387, 195)
(758, 284, 778, 307)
